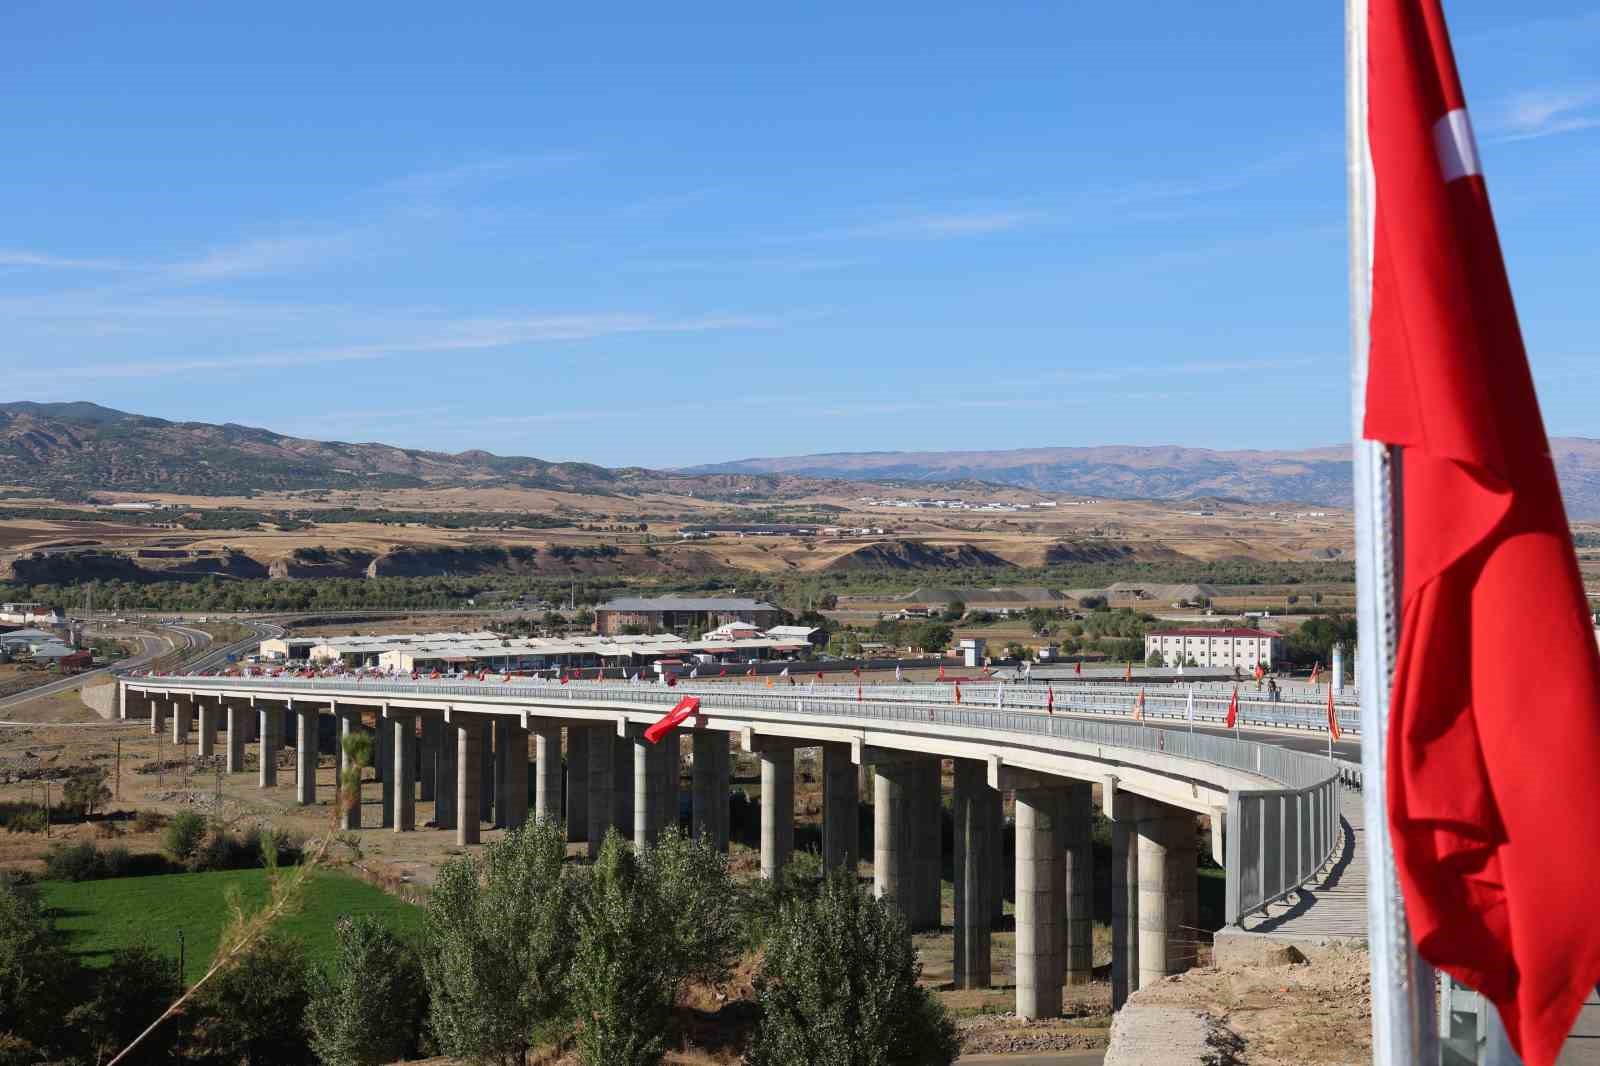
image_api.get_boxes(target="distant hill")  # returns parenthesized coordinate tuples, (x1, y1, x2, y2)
(686, 441, 1600, 518)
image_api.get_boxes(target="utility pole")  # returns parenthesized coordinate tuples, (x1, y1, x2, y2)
(115, 739, 121, 799)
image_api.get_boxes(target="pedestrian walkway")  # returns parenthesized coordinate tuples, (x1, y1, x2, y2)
(1241, 787, 1368, 940)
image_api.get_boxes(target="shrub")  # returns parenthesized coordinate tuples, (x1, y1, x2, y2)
(163, 810, 207, 863)
(43, 842, 133, 882)
(307, 915, 427, 1066)
(181, 933, 314, 1066)
(0, 877, 78, 1053)
(133, 810, 166, 833)
(747, 869, 960, 1066)
(62, 767, 111, 818)
(423, 819, 576, 1063)
(62, 943, 181, 1065)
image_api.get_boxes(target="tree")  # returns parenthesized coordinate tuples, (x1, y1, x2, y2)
(1146, 650, 1165, 668)
(63, 943, 181, 1065)
(911, 623, 953, 654)
(939, 601, 966, 623)
(0, 877, 77, 1057)
(182, 933, 315, 1066)
(164, 810, 208, 863)
(62, 767, 111, 818)
(747, 869, 960, 1066)
(571, 829, 739, 1066)
(423, 820, 576, 1065)
(308, 915, 426, 1066)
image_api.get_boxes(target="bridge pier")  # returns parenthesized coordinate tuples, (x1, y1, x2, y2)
(532, 723, 562, 824)
(150, 698, 165, 736)
(172, 698, 191, 747)
(455, 716, 483, 846)
(226, 702, 246, 774)
(1015, 785, 1066, 1020)
(496, 720, 528, 830)
(587, 725, 616, 858)
(391, 714, 416, 831)
(566, 727, 588, 843)
(435, 716, 459, 830)
(1137, 799, 1193, 990)
(759, 745, 794, 879)
(691, 732, 729, 852)
(913, 761, 942, 929)
(953, 759, 996, 989)
(479, 727, 494, 824)
(1064, 781, 1094, 985)
(873, 758, 940, 930)
(296, 705, 318, 805)
(612, 726, 634, 842)
(990, 786, 1007, 925)
(821, 742, 859, 874)
(1111, 794, 1140, 1010)
(418, 717, 440, 802)
(258, 702, 280, 788)
(197, 700, 217, 758)
(336, 709, 360, 830)
(378, 717, 394, 828)
(633, 726, 678, 846)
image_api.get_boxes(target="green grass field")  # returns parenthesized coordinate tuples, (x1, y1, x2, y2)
(37, 868, 424, 984)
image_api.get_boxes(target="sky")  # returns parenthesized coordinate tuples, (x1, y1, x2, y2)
(3, 2, 1598, 468)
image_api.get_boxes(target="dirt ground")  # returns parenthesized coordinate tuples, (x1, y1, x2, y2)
(1125, 943, 1371, 1065)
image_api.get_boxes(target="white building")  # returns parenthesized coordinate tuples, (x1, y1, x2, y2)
(1144, 628, 1280, 670)
(0, 603, 63, 626)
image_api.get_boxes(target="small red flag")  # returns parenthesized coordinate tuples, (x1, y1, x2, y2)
(1225, 687, 1239, 730)
(938, 663, 946, 681)
(645, 696, 699, 744)
(1074, 660, 1082, 677)
(953, 682, 961, 706)
(1326, 685, 1340, 743)
(816, 670, 824, 682)
(560, 672, 569, 685)
(1365, 1, 1600, 1058)
(1124, 663, 1132, 682)
(1133, 688, 1144, 722)
(853, 665, 862, 679)
(746, 666, 756, 678)
(856, 685, 862, 702)
(1046, 686, 1054, 715)
(719, 667, 727, 677)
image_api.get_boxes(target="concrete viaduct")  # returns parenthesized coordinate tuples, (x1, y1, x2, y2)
(118, 674, 1344, 1020)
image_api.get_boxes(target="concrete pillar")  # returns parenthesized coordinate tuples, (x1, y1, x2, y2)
(1331, 642, 1345, 696)
(1166, 811, 1198, 974)
(953, 760, 995, 989)
(493, 719, 511, 828)
(586, 725, 615, 858)
(691, 732, 729, 851)
(1137, 801, 1181, 990)
(533, 723, 563, 824)
(435, 718, 458, 830)
(257, 703, 280, 788)
(912, 761, 943, 929)
(633, 727, 677, 847)
(991, 787, 1007, 925)
(566, 727, 589, 842)
(455, 717, 482, 846)
(612, 728, 634, 842)
(480, 727, 494, 824)
(873, 762, 917, 923)
(392, 716, 416, 832)
(419, 717, 441, 802)
(337, 711, 360, 830)
(1015, 785, 1066, 1020)
(759, 746, 794, 879)
(1063, 781, 1094, 985)
(1112, 797, 1140, 1011)
(226, 703, 246, 774)
(172, 699, 191, 746)
(378, 718, 394, 829)
(196, 700, 216, 758)
(821, 742, 859, 874)
(295, 706, 317, 806)
(150, 698, 165, 736)
(499, 721, 529, 830)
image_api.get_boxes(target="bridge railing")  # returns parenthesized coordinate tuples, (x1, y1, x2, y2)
(1224, 769, 1343, 926)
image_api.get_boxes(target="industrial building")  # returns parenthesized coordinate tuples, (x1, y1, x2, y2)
(1144, 627, 1280, 670)
(594, 596, 782, 636)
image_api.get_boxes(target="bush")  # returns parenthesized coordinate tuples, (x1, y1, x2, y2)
(0, 877, 79, 1053)
(748, 869, 960, 1066)
(62, 767, 111, 818)
(134, 810, 167, 833)
(307, 915, 427, 1066)
(422, 820, 576, 1063)
(163, 810, 207, 863)
(62, 943, 181, 1065)
(43, 841, 133, 882)
(181, 933, 315, 1066)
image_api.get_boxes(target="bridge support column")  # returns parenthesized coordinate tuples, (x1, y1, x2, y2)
(336, 710, 360, 830)
(455, 717, 482, 846)
(378, 717, 394, 828)
(759, 745, 794, 879)
(566, 727, 589, 843)
(226, 703, 246, 774)
(1112, 796, 1140, 1010)
(1137, 800, 1187, 990)
(633, 727, 677, 847)
(435, 718, 458, 830)
(691, 732, 729, 852)
(197, 700, 216, 758)
(1167, 810, 1198, 974)
(612, 727, 634, 842)
(1064, 781, 1094, 985)
(392, 715, 416, 832)
(874, 760, 938, 929)
(172, 699, 191, 747)
(821, 743, 858, 874)
(480, 727, 494, 824)
(1015, 785, 1066, 1020)
(258, 703, 280, 788)
(991, 787, 1007, 925)
(498, 720, 528, 830)
(912, 761, 942, 929)
(419, 717, 440, 802)
(296, 706, 318, 806)
(533, 723, 562, 825)
(953, 759, 995, 989)
(586, 725, 615, 858)
(150, 698, 165, 736)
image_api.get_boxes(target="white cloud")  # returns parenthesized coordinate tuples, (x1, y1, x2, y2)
(161, 233, 359, 281)
(1490, 86, 1600, 142)
(0, 249, 126, 271)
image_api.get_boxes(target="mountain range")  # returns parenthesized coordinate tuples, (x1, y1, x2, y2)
(3, 402, 1598, 517)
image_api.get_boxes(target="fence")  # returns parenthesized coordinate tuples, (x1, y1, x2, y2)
(1224, 770, 1342, 926)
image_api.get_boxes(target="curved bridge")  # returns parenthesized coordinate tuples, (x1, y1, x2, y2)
(118, 674, 1344, 1021)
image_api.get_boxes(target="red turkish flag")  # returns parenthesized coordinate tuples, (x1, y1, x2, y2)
(1225, 687, 1239, 730)
(645, 696, 699, 744)
(1364, 2, 1600, 1060)
(1325, 685, 1340, 743)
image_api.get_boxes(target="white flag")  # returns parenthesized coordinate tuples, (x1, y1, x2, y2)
(1185, 685, 1196, 722)
(780, 666, 790, 677)
(690, 666, 699, 679)
(894, 664, 904, 683)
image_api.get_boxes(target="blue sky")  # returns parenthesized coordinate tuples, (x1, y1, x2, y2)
(4, 2, 1597, 467)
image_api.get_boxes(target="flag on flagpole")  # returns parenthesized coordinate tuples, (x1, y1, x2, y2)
(895, 663, 904, 683)
(953, 682, 961, 706)
(1185, 685, 1196, 723)
(938, 663, 946, 682)
(816, 670, 825, 682)
(1133, 688, 1145, 722)
(1310, 661, 1323, 686)
(1364, 1, 1600, 1060)
(1225, 687, 1239, 730)
(856, 685, 862, 702)
(1326, 684, 1341, 743)
(645, 696, 700, 744)
(720, 667, 727, 677)
(1075, 660, 1082, 677)
(689, 666, 699, 679)
(1124, 663, 1132, 682)
(1046, 686, 1054, 714)
(779, 666, 789, 677)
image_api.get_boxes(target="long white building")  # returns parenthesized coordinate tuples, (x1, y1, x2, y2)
(1144, 627, 1280, 670)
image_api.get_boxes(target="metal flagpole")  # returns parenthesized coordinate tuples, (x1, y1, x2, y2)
(1348, 0, 1439, 1060)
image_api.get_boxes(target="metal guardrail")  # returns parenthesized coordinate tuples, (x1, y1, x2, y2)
(1225, 771, 1342, 926)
